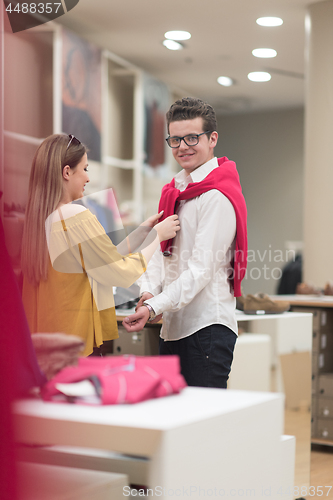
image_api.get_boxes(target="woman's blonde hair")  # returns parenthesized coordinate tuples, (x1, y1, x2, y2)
(21, 134, 86, 285)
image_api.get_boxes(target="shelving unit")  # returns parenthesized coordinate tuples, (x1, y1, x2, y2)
(1, 19, 180, 263)
(293, 304, 333, 445)
(105, 59, 136, 163)
(2, 23, 60, 266)
(102, 51, 144, 224)
(273, 295, 333, 446)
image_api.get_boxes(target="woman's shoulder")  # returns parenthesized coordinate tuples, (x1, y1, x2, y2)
(47, 203, 89, 224)
(46, 203, 105, 241)
(60, 202, 88, 219)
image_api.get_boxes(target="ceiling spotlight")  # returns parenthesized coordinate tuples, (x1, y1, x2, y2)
(252, 48, 277, 58)
(217, 76, 234, 87)
(256, 17, 283, 27)
(164, 31, 191, 41)
(163, 40, 184, 51)
(248, 71, 271, 82)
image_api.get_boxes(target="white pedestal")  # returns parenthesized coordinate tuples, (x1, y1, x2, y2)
(228, 334, 271, 391)
(236, 311, 313, 396)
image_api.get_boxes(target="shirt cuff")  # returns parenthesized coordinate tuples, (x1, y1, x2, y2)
(144, 293, 172, 317)
(139, 280, 162, 297)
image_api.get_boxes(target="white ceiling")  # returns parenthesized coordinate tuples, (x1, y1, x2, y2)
(59, 0, 322, 115)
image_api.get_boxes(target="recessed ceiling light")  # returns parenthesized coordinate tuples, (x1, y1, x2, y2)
(252, 48, 277, 58)
(248, 71, 271, 82)
(217, 76, 234, 87)
(256, 17, 283, 27)
(164, 31, 191, 41)
(163, 40, 184, 51)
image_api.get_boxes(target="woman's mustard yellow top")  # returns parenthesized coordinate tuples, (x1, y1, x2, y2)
(23, 208, 146, 356)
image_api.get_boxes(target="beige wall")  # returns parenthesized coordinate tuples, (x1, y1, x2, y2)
(216, 107, 304, 295)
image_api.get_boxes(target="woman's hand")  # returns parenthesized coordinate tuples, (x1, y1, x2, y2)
(122, 306, 150, 332)
(140, 211, 164, 228)
(154, 215, 180, 242)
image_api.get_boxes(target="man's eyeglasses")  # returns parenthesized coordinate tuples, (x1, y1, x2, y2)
(166, 131, 213, 148)
(66, 134, 81, 150)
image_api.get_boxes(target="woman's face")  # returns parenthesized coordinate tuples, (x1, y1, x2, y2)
(68, 153, 90, 200)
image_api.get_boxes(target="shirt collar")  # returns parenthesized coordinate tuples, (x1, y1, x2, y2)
(174, 157, 219, 189)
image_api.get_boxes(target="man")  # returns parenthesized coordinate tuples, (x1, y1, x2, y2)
(123, 97, 247, 388)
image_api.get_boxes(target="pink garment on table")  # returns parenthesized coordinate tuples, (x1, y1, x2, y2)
(42, 355, 187, 405)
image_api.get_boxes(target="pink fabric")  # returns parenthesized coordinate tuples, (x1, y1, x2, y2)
(42, 355, 187, 404)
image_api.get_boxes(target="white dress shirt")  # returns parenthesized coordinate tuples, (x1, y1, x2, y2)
(140, 157, 238, 340)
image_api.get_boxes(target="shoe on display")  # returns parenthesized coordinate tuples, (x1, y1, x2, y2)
(243, 293, 290, 315)
(295, 282, 323, 295)
(324, 282, 333, 296)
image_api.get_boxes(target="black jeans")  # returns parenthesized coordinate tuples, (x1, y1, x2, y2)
(159, 324, 237, 388)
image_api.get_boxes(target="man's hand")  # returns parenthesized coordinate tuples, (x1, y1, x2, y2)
(122, 305, 150, 332)
(136, 292, 154, 310)
(135, 294, 163, 324)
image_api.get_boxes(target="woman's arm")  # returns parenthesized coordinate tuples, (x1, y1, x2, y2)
(116, 211, 163, 255)
(48, 210, 179, 288)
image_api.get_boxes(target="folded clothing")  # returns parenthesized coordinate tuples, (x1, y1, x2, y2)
(41, 355, 187, 405)
(31, 333, 85, 352)
(31, 333, 85, 381)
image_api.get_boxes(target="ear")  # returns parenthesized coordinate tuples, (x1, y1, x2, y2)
(210, 131, 218, 148)
(62, 165, 71, 180)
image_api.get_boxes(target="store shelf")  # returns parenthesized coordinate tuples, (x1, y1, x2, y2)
(311, 438, 333, 446)
(106, 58, 136, 162)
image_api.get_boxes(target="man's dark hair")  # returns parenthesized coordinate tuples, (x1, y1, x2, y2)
(166, 97, 217, 135)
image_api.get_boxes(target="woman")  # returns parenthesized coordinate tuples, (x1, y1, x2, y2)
(21, 134, 179, 356)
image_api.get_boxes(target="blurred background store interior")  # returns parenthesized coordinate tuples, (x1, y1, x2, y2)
(1, 0, 332, 295)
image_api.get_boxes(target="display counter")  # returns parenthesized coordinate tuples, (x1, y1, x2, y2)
(13, 388, 294, 499)
(115, 309, 312, 487)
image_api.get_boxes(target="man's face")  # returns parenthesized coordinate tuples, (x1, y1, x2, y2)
(168, 117, 218, 175)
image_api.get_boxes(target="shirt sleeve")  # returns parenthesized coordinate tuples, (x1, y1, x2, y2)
(49, 211, 147, 288)
(137, 247, 164, 297)
(145, 190, 236, 316)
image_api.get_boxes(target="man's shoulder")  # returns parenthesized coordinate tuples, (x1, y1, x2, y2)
(196, 189, 236, 217)
(199, 187, 231, 201)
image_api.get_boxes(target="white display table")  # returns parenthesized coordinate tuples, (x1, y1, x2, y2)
(236, 311, 312, 359)
(14, 388, 294, 499)
(236, 311, 313, 393)
(235, 311, 312, 489)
